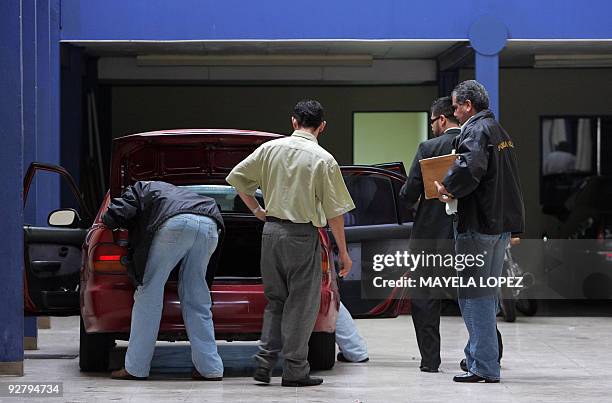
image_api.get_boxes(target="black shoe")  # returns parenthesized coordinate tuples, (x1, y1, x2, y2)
(453, 372, 499, 383)
(110, 368, 147, 381)
(192, 369, 222, 381)
(253, 366, 271, 384)
(281, 376, 324, 387)
(420, 365, 439, 373)
(337, 352, 369, 363)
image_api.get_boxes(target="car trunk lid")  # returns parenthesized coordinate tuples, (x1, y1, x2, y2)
(110, 129, 283, 197)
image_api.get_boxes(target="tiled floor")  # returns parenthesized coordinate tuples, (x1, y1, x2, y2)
(4, 315, 612, 402)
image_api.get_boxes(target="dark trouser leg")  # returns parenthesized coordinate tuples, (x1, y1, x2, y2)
(256, 222, 321, 381)
(411, 297, 441, 369)
(279, 227, 321, 381)
(256, 228, 286, 371)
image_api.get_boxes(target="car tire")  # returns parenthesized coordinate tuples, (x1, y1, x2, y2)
(79, 316, 114, 372)
(516, 298, 538, 316)
(307, 332, 336, 371)
(499, 286, 516, 323)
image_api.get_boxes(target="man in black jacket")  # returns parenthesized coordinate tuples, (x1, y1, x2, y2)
(102, 181, 225, 381)
(400, 96, 460, 373)
(436, 80, 525, 383)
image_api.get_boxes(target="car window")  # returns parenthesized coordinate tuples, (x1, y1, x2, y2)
(181, 185, 265, 213)
(343, 174, 397, 226)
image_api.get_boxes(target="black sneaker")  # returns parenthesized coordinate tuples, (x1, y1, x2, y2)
(253, 366, 271, 384)
(281, 376, 323, 387)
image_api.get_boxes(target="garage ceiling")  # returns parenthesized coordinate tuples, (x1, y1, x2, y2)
(67, 40, 458, 59)
(66, 40, 612, 83)
(68, 39, 612, 66)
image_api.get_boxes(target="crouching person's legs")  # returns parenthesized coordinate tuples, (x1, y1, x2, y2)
(336, 302, 369, 363)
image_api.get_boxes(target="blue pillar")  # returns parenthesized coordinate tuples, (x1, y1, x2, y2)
(22, 0, 39, 351)
(468, 16, 508, 120)
(20, 0, 62, 354)
(475, 54, 500, 118)
(0, 0, 25, 376)
(34, 0, 62, 225)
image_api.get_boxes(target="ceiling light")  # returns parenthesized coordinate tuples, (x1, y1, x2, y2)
(534, 54, 612, 68)
(136, 54, 373, 67)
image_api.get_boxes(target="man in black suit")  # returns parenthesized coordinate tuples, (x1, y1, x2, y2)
(400, 96, 460, 373)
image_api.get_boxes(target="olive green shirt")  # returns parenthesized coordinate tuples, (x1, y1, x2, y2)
(226, 130, 355, 227)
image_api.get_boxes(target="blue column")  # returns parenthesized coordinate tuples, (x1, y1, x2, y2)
(475, 53, 500, 118)
(468, 16, 508, 120)
(21, 0, 62, 353)
(0, 0, 25, 376)
(35, 0, 61, 224)
(22, 0, 39, 350)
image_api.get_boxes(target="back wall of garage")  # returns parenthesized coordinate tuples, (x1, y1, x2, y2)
(109, 84, 438, 165)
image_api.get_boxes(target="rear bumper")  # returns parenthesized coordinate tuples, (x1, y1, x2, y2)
(81, 274, 338, 338)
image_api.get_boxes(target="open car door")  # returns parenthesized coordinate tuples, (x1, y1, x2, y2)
(23, 163, 92, 316)
(330, 164, 413, 318)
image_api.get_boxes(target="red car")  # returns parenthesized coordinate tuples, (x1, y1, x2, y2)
(23, 129, 411, 372)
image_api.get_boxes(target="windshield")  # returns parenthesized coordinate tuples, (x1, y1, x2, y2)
(181, 185, 265, 213)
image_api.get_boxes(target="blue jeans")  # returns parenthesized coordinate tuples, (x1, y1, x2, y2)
(125, 214, 224, 378)
(335, 302, 368, 362)
(455, 230, 510, 380)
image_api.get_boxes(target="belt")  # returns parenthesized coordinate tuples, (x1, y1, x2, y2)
(266, 216, 293, 223)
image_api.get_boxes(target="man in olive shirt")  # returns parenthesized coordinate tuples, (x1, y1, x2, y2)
(226, 100, 354, 387)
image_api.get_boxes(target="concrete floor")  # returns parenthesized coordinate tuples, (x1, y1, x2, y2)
(4, 315, 612, 402)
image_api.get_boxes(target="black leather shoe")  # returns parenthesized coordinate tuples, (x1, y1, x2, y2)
(453, 372, 499, 383)
(253, 366, 271, 384)
(420, 365, 439, 373)
(337, 352, 369, 363)
(281, 376, 323, 387)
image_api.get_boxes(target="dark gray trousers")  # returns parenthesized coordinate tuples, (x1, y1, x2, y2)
(255, 221, 322, 381)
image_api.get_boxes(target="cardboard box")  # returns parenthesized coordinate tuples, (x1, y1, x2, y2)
(419, 153, 457, 199)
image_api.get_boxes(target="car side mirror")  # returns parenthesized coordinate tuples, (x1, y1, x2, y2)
(48, 209, 81, 228)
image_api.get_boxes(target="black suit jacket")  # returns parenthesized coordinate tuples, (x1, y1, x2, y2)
(400, 128, 460, 244)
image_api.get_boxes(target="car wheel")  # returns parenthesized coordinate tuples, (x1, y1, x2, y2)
(499, 286, 516, 323)
(307, 332, 335, 371)
(516, 298, 538, 316)
(79, 316, 114, 372)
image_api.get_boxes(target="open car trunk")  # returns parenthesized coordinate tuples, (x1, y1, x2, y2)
(215, 215, 264, 281)
(168, 214, 264, 282)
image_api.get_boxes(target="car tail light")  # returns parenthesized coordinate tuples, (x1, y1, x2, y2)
(321, 248, 330, 274)
(318, 229, 331, 274)
(92, 243, 127, 273)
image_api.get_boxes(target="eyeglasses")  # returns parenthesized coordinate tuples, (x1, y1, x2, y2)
(430, 116, 442, 125)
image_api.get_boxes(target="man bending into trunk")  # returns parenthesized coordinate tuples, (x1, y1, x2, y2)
(103, 181, 225, 381)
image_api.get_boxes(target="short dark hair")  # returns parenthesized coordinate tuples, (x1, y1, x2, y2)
(452, 80, 490, 112)
(293, 100, 325, 129)
(431, 96, 459, 124)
